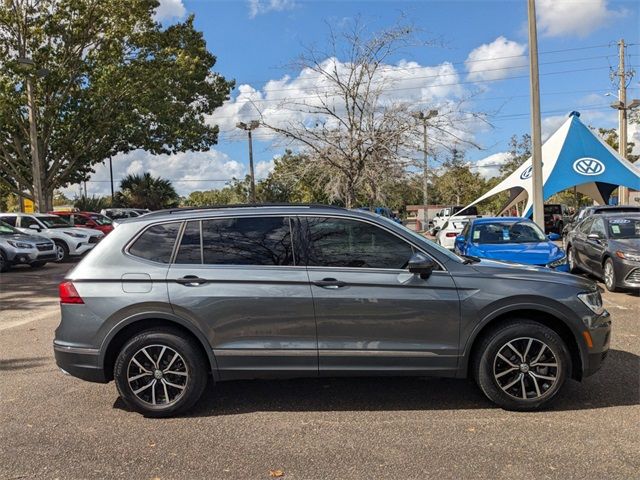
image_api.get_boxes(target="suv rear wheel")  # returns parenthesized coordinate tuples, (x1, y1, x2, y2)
(114, 329, 208, 417)
(473, 321, 570, 411)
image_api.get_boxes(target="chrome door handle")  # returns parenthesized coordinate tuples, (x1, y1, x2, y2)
(175, 275, 207, 286)
(313, 278, 347, 289)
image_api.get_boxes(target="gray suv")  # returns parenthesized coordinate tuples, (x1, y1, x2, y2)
(54, 205, 611, 416)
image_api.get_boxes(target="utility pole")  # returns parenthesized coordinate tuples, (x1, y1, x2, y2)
(527, 0, 545, 228)
(610, 39, 640, 205)
(236, 120, 260, 203)
(109, 157, 115, 204)
(412, 110, 438, 228)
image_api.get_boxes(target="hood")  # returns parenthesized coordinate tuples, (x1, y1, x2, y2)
(1, 233, 52, 244)
(60, 227, 103, 237)
(470, 258, 595, 290)
(608, 238, 640, 252)
(469, 241, 563, 265)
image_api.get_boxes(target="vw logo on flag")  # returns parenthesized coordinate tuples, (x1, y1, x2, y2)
(520, 166, 532, 180)
(573, 158, 605, 176)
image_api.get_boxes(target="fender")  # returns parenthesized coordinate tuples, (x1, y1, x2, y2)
(98, 309, 220, 381)
(459, 297, 588, 378)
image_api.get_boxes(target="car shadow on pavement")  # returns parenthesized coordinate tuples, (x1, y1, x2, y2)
(0, 356, 49, 371)
(113, 348, 640, 416)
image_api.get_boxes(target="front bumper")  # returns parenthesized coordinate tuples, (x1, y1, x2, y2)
(53, 342, 107, 383)
(6, 248, 51, 265)
(68, 242, 96, 256)
(581, 311, 611, 378)
(613, 257, 640, 289)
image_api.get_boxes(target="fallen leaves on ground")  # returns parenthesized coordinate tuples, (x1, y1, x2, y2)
(269, 469, 285, 477)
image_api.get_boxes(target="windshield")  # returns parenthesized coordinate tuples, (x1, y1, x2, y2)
(90, 214, 113, 226)
(375, 214, 465, 263)
(607, 218, 640, 239)
(472, 221, 547, 244)
(0, 221, 18, 235)
(38, 215, 71, 228)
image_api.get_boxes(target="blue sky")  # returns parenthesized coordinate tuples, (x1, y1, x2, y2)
(80, 0, 640, 197)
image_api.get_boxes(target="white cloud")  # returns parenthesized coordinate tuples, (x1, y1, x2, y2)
(64, 149, 245, 198)
(248, 0, 296, 18)
(474, 152, 511, 178)
(541, 114, 568, 141)
(255, 159, 275, 179)
(154, 0, 186, 21)
(536, 0, 622, 37)
(465, 36, 527, 82)
(209, 57, 466, 141)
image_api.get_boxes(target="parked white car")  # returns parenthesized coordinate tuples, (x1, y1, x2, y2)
(0, 213, 104, 262)
(435, 218, 470, 250)
(431, 205, 479, 232)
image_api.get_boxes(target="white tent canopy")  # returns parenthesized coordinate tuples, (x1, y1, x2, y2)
(462, 112, 640, 217)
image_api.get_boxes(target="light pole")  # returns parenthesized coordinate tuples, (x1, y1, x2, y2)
(109, 156, 115, 204)
(527, 0, 545, 229)
(236, 120, 260, 204)
(610, 39, 639, 205)
(412, 109, 438, 228)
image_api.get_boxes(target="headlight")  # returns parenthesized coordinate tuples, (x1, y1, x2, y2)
(7, 240, 33, 249)
(547, 254, 567, 268)
(577, 290, 605, 316)
(616, 250, 640, 262)
(64, 231, 87, 238)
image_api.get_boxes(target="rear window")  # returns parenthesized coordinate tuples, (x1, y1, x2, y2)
(129, 222, 181, 264)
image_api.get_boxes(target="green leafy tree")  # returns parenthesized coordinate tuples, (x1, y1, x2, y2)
(0, 0, 233, 211)
(432, 149, 488, 206)
(119, 173, 179, 210)
(73, 195, 111, 212)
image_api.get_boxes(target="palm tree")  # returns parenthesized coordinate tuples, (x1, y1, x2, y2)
(119, 173, 179, 210)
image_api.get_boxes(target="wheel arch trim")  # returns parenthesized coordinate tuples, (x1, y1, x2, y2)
(99, 311, 220, 382)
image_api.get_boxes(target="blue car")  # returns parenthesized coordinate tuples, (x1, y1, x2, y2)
(454, 217, 568, 271)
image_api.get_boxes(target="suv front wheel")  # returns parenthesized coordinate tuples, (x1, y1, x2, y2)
(473, 321, 570, 411)
(114, 328, 208, 417)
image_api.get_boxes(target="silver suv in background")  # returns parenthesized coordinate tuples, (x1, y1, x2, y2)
(0, 213, 104, 262)
(54, 205, 611, 417)
(0, 220, 56, 272)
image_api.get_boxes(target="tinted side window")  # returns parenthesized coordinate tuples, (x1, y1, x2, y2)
(578, 218, 594, 234)
(202, 217, 293, 266)
(1, 216, 17, 226)
(129, 222, 181, 264)
(460, 223, 470, 238)
(175, 221, 202, 264)
(74, 215, 88, 225)
(590, 218, 606, 237)
(300, 217, 414, 269)
(21, 216, 40, 228)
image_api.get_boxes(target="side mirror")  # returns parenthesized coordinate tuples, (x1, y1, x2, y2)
(548, 233, 561, 241)
(455, 235, 465, 244)
(587, 233, 601, 241)
(407, 252, 436, 279)
(28, 224, 41, 231)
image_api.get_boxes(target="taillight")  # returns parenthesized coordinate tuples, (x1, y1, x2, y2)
(59, 281, 84, 304)
(446, 232, 458, 237)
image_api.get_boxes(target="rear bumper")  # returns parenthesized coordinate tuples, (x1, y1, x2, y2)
(53, 342, 108, 383)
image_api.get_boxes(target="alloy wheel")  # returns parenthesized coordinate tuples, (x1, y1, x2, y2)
(55, 244, 65, 262)
(493, 337, 559, 400)
(127, 344, 189, 406)
(604, 262, 614, 290)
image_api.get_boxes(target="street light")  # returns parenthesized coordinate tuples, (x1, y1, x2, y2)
(412, 109, 438, 228)
(236, 120, 260, 204)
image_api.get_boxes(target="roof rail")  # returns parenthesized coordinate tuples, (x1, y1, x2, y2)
(141, 203, 346, 218)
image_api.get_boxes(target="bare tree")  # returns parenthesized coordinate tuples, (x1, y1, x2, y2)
(258, 21, 437, 207)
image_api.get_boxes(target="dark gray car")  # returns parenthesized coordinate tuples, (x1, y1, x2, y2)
(566, 213, 640, 291)
(54, 206, 611, 416)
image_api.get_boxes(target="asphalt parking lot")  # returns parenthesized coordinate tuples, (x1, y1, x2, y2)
(1, 261, 638, 480)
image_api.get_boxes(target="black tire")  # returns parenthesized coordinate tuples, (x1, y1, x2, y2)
(30, 261, 47, 268)
(472, 320, 570, 411)
(603, 257, 618, 292)
(566, 245, 579, 274)
(0, 250, 9, 273)
(53, 241, 69, 263)
(114, 328, 208, 417)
